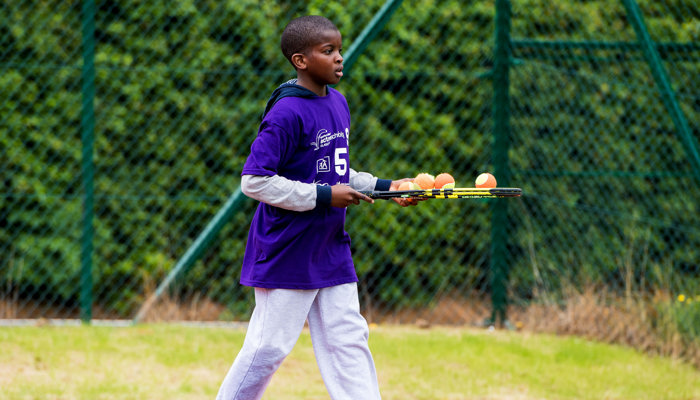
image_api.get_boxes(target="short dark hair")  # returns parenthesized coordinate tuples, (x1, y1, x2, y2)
(281, 16, 339, 65)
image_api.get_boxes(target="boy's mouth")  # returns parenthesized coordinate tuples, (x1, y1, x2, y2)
(335, 66, 344, 77)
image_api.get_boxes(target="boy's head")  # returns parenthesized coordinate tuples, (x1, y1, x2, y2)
(281, 16, 340, 67)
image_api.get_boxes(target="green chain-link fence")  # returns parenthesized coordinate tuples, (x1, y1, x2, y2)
(1, 0, 698, 365)
(505, 0, 699, 365)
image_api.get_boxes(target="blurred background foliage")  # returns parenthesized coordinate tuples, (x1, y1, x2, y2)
(1, 1, 698, 363)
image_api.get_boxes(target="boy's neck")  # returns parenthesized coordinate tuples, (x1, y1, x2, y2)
(295, 76, 328, 97)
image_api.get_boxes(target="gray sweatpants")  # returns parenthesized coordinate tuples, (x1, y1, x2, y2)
(216, 282, 381, 400)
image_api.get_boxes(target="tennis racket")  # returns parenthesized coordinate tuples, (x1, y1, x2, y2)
(362, 187, 522, 199)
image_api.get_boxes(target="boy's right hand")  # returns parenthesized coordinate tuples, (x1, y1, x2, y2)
(330, 184, 374, 208)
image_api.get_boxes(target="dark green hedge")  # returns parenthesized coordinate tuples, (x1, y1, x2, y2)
(1, 0, 698, 317)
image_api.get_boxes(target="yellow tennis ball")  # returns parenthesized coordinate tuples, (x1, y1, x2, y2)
(410, 182, 422, 190)
(475, 172, 497, 188)
(441, 182, 455, 189)
(414, 173, 435, 189)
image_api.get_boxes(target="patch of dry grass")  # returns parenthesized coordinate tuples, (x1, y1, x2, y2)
(509, 287, 700, 369)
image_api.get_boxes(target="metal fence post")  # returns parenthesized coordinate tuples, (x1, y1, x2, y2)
(621, 0, 700, 184)
(491, 0, 512, 328)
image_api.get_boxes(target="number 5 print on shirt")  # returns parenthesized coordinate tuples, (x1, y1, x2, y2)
(335, 147, 347, 176)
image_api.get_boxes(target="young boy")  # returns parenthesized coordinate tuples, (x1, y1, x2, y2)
(216, 15, 414, 400)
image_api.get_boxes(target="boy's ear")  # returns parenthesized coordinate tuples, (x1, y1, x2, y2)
(291, 53, 307, 70)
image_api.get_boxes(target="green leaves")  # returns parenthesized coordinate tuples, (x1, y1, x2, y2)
(1, 0, 698, 320)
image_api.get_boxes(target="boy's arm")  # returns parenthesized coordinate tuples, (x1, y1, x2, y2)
(348, 168, 392, 192)
(242, 170, 414, 211)
(242, 174, 374, 210)
(241, 174, 319, 212)
(242, 169, 389, 211)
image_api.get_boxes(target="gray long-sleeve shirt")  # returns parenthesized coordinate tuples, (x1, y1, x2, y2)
(241, 169, 381, 212)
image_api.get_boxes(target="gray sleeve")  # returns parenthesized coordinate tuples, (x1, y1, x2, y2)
(241, 174, 317, 212)
(348, 168, 378, 192)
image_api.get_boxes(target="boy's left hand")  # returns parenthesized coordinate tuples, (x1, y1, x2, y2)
(389, 178, 421, 207)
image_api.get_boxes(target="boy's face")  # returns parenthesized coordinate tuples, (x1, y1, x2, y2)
(296, 29, 343, 95)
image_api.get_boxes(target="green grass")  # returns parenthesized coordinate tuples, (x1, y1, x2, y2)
(1, 324, 698, 400)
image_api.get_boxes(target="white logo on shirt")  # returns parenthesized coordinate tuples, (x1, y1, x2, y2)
(310, 128, 348, 150)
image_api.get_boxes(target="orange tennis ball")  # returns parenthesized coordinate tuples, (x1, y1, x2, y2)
(398, 181, 412, 191)
(414, 173, 435, 189)
(434, 173, 455, 189)
(475, 172, 497, 188)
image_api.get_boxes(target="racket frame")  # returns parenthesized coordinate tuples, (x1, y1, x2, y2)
(362, 187, 522, 199)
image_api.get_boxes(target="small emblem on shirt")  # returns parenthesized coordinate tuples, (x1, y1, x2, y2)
(317, 156, 331, 173)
